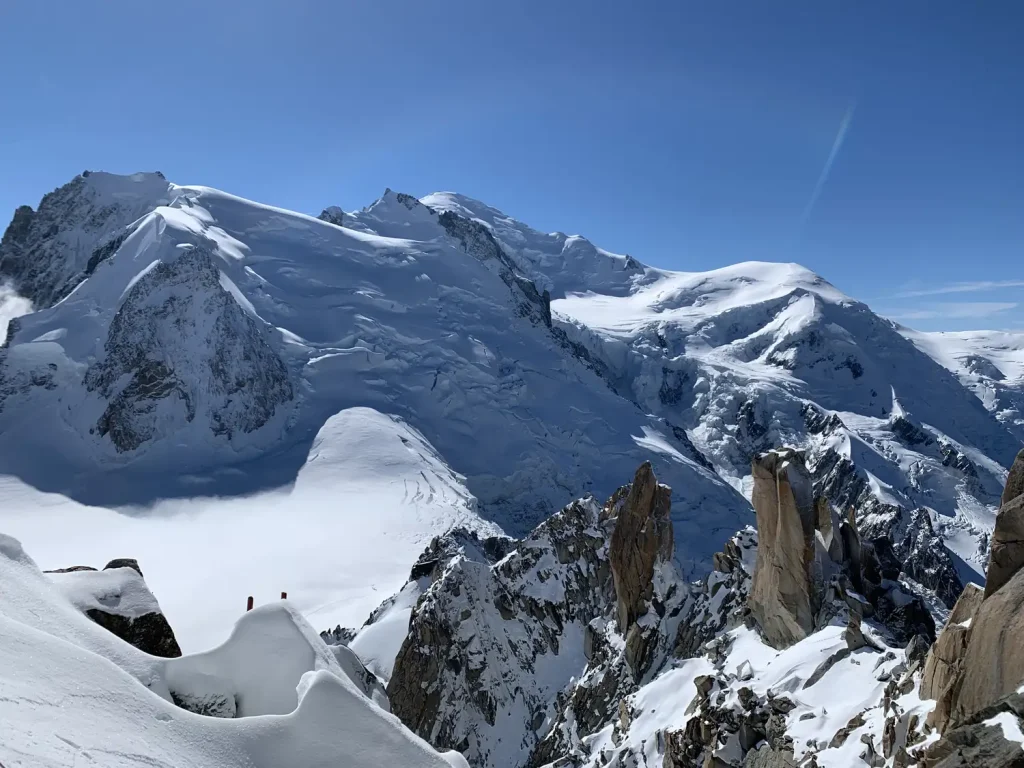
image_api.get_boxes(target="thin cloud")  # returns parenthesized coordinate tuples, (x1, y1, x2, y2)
(885, 301, 1018, 321)
(796, 102, 857, 239)
(890, 280, 1024, 299)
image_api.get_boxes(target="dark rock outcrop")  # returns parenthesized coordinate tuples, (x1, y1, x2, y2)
(386, 464, 683, 768)
(83, 246, 292, 451)
(437, 209, 552, 330)
(0, 172, 168, 308)
(104, 557, 143, 576)
(662, 673, 798, 768)
(86, 608, 181, 658)
(46, 559, 181, 657)
(810, 447, 965, 611)
(608, 461, 673, 635)
(320, 625, 356, 646)
(387, 496, 616, 768)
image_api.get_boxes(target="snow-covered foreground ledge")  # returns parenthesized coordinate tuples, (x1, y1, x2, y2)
(0, 532, 468, 768)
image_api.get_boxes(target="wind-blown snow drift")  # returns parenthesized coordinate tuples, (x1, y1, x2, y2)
(0, 531, 468, 768)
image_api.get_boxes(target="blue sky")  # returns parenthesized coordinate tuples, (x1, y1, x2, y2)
(1, 1, 1021, 331)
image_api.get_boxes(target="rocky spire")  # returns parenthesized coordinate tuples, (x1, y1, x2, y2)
(608, 461, 673, 634)
(747, 449, 819, 648)
(985, 447, 1024, 598)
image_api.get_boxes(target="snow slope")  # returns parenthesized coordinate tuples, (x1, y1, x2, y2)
(0, 532, 468, 768)
(0, 407, 497, 651)
(904, 327, 1024, 441)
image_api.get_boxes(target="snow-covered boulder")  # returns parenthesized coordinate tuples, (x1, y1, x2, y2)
(47, 558, 182, 657)
(317, 205, 344, 226)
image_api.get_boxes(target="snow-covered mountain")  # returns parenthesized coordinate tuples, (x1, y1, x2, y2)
(1, 172, 1020, 593)
(2, 171, 1023, 767)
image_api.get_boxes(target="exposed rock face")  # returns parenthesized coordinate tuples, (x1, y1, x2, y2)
(104, 557, 144, 576)
(812, 446, 965, 611)
(663, 674, 799, 768)
(437, 209, 552, 330)
(86, 608, 182, 658)
(921, 692, 1024, 768)
(0, 171, 168, 307)
(83, 246, 292, 451)
(387, 496, 616, 768)
(386, 464, 683, 768)
(318, 206, 345, 226)
(897, 509, 965, 610)
(953, 565, 1024, 724)
(608, 461, 673, 634)
(675, 528, 757, 659)
(747, 450, 818, 648)
(920, 583, 985, 731)
(1003, 448, 1024, 506)
(985, 450, 1024, 598)
(320, 625, 356, 646)
(920, 457, 1024, 740)
(747, 448, 937, 649)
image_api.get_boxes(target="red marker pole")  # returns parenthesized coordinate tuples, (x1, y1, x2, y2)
(246, 596, 254, 611)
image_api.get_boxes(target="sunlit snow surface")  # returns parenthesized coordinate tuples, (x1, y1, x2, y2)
(0, 532, 468, 768)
